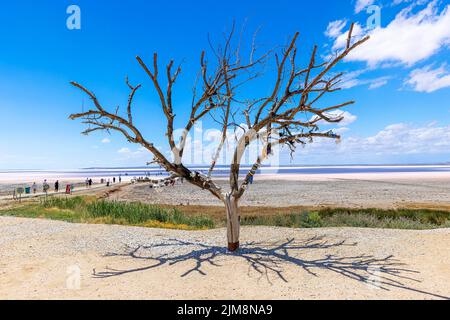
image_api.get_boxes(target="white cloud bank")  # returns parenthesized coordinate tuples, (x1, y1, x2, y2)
(297, 122, 450, 158)
(111, 121, 450, 165)
(332, 1, 450, 67)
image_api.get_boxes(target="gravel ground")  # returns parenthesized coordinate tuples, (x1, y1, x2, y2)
(111, 178, 450, 209)
(0, 216, 449, 300)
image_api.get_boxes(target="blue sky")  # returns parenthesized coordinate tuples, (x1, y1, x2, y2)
(1, 0, 449, 169)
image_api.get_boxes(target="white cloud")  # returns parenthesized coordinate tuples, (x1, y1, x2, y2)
(101, 138, 111, 144)
(355, 0, 375, 14)
(334, 127, 351, 135)
(332, 1, 450, 67)
(337, 111, 358, 126)
(312, 111, 358, 127)
(368, 79, 389, 89)
(406, 64, 450, 92)
(350, 122, 450, 155)
(332, 23, 364, 51)
(340, 69, 390, 89)
(118, 147, 130, 154)
(298, 122, 450, 157)
(116, 146, 150, 161)
(391, 0, 429, 6)
(325, 20, 348, 38)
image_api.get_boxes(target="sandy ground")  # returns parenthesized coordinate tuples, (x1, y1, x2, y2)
(2, 171, 450, 209)
(0, 183, 128, 203)
(111, 174, 450, 209)
(1, 172, 449, 299)
(0, 216, 449, 300)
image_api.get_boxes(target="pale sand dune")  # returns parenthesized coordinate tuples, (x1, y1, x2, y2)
(0, 217, 449, 300)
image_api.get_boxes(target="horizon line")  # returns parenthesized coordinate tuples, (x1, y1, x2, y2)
(1, 162, 450, 172)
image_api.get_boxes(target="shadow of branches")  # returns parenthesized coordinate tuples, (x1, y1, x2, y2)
(93, 236, 448, 299)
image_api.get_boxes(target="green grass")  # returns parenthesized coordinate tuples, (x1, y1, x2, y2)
(1, 196, 214, 230)
(85, 200, 214, 228)
(241, 208, 450, 230)
(1, 197, 449, 230)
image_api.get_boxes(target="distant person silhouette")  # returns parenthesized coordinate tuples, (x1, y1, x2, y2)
(43, 180, 50, 193)
(32, 182, 37, 194)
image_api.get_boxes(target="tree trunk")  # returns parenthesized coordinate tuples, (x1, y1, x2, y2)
(225, 193, 240, 252)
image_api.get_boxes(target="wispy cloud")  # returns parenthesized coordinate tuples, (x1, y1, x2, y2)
(355, 0, 375, 14)
(101, 138, 111, 144)
(325, 19, 348, 38)
(116, 147, 150, 161)
(368, 78, 389, 89)
(118, 147, 131, 154)
(406, 64, 450, 92)
(339, 69, 391, 90)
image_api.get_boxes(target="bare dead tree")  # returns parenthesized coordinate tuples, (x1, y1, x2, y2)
(69, 24, 369, 251)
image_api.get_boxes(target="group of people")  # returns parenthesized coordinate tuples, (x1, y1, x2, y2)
(12, 179, 65, 200)
(12, 175, 125, 200)
(99, 176, 122, 187)
(35, 179, 69, 194)
(85, 178, 93, 188)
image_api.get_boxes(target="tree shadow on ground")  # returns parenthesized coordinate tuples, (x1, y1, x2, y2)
(93, 236, 448, 299)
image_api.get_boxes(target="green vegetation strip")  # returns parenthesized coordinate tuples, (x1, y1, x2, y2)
(0, 196, 214, 230)
(241, 208, 450, 230)
(1, 197, 449, 230)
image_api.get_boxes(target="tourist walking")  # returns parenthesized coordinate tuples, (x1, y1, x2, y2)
(32, 182, 37, 194)
(43, 180, 50, 194)
(54, 180, 59, 192)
